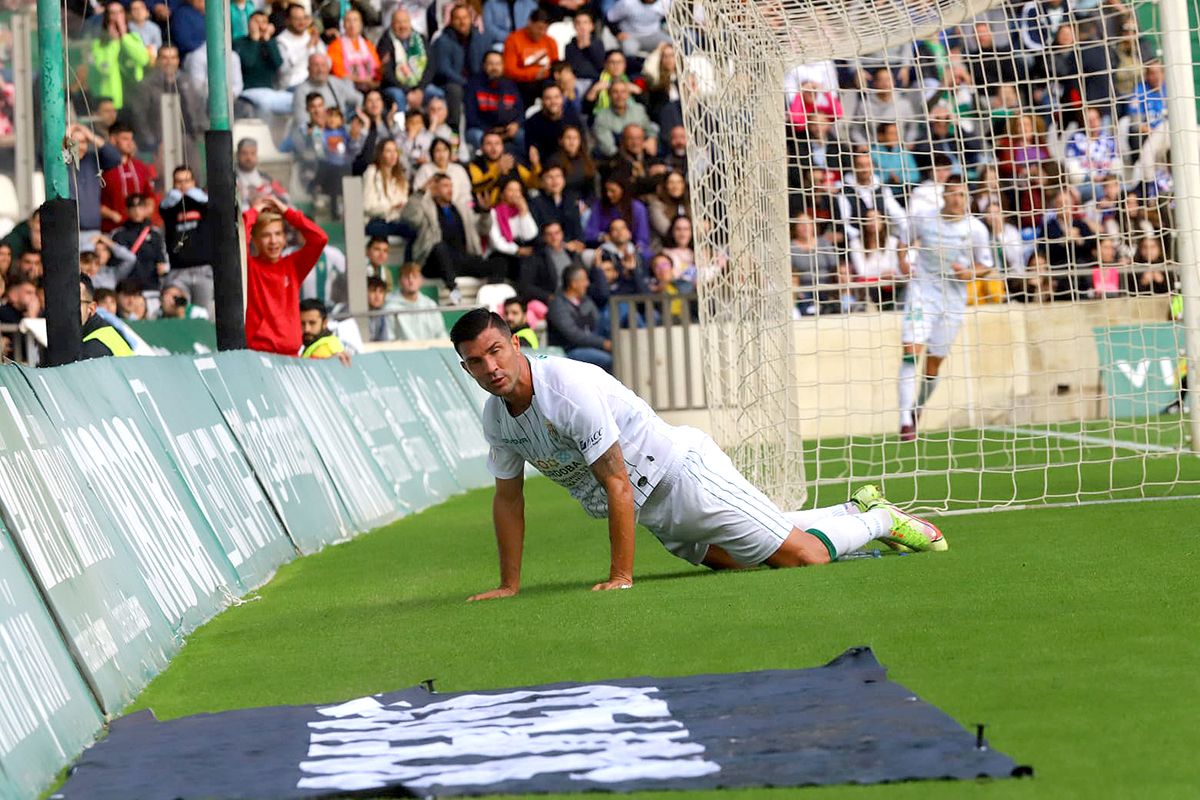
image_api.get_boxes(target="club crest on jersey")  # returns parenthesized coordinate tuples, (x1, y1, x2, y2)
(544, 421, 558, 438)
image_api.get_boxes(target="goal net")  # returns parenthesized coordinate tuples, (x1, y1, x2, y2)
(669, 0, 1200, 513)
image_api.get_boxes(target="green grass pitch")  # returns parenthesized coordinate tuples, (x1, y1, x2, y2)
(126, 467, 1199, 799)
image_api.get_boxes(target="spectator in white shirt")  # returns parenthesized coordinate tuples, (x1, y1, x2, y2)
(393, 262, 449, 340)
(1064, 106, 1120, 202)
(488, 177, 539, 283)
(275, 2, 324, 90)
(607, 0, 672, 58)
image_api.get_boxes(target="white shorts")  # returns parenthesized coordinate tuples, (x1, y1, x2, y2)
(638, 433, 795, 566)
(901, 283, 965, 357)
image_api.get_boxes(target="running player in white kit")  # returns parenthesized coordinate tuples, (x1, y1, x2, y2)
(898, 174, 994, 441)
(450, 310, 947, 600)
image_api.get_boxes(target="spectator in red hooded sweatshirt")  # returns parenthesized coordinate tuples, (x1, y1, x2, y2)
(243, 196, 329, 355)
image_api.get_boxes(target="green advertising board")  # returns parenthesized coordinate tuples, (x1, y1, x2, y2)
(0, 367, 177, 713)
(1093, 323, 1183, 418)
(317, 353, 461, 514)
(193, 352, 355, 553)
(267, 358, 400, 530)
(126, 319, 218, 354)
(384, 350, 492, 489)
(117, 357, 297, 589)
(0, 519, 103, 800)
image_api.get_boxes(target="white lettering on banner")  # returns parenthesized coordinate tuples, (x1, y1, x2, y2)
(1115, 358, 1176, 389)
(273, 363, 392, 523)
(408, 376, 489, 464)
(296, 685, 720, 792)
(130, 378, 281, 567)
(74, 613, 119, 673)
(62, 419, 228, 623)
(0, 613, 72, 757)
(0, 448, 112, 589)
(109, 594, 152, 645)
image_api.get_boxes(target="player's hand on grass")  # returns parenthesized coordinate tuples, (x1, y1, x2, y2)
(591, 579, 633, 592)
(467, 586, 519, 602)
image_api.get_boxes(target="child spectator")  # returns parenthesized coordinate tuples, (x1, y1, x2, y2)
(110, 194, 168, 290)
(245, 196, 330, 355)
(399, 109, 434, 171)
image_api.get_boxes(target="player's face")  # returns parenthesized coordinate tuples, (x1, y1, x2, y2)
(459, 327, 523, 397)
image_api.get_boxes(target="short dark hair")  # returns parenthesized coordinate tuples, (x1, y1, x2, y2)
(367, 236, 389, 248)
(173, 165, 193, 178)
(125, 193, 146, 209)
(562, 263, 586, 291)
(305, 91, 324, 106)
(115, 279, 141, 296)
(237, 137, 257, 151)
(503, 297, 526, 311)
(300, 298, 328, 318)
(94, 287, 117, 305)
(80, 273, 95, 301)
(109, 121, 133, 136)
(528, 8, 551, 24)
(5, 274, 32, 291)
(449, 308, 511, 352)
(367, 276, 387, 291)
(20, 249, 40, 259)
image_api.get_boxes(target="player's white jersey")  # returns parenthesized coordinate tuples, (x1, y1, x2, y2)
(907, 209, 992, 307)
(483, 355, 692, 518)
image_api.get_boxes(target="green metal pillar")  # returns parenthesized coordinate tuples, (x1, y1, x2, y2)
(205, 0, 230, 131)
(35, 0, 68, 199)
(205, 0, 246, 349)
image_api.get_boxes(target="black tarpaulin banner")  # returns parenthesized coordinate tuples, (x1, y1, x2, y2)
(58, 648, 1027, 799)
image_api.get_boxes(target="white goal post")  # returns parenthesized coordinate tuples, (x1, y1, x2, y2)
(669, 0, 1200, 513)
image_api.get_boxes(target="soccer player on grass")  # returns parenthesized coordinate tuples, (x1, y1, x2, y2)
(451, 309, 947, 600)
(897, 175, 993, 441)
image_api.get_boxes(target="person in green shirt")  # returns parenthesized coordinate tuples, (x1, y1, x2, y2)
(88, 3, 150, 110)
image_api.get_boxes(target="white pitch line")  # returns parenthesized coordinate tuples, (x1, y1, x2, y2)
(990, 425, 1181, 454)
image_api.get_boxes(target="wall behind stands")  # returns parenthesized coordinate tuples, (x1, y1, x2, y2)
(0, 347, 492, 800)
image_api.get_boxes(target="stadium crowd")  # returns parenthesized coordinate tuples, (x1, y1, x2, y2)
(0, 0, 1182, 366)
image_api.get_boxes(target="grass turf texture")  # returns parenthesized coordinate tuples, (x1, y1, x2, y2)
(126, 476, 1199, 799)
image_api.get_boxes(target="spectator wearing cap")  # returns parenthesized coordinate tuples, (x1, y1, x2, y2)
(591, 81, 658, 159)
(465, 51, 525, 150)
(111, 194, 168, 290)
(503, 9, 559, 107)
(430, 3, 496, 134)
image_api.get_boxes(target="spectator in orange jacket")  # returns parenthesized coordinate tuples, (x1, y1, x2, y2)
(327, 8, 381, 94)
(503, 8, 559, 106)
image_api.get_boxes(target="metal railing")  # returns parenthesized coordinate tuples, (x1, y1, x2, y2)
(1, 323, 41, 366)
(608, 293, 705, 412)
